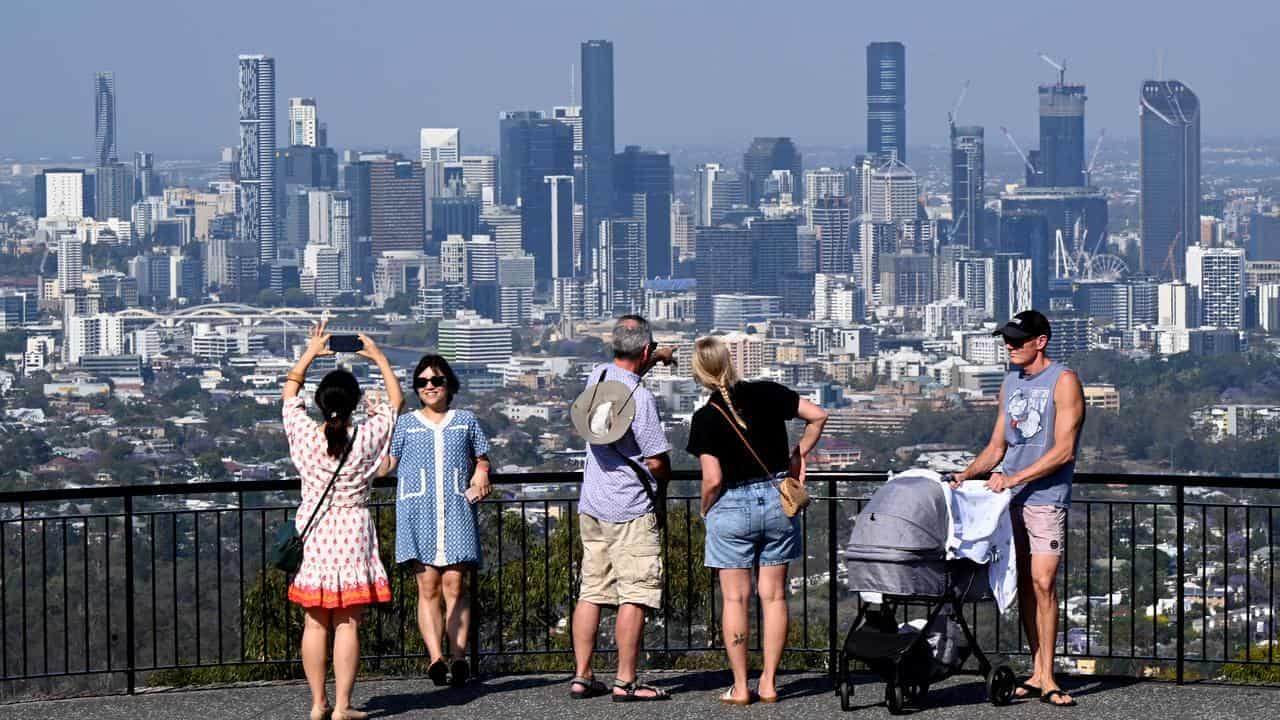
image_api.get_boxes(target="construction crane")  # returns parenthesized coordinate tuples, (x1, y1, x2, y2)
(1161, 231, 1184, 280)
(947, 80, 971, 127)
(1000, 126, 1038, 178)
(1039, 52, 1067, 85)
(1085, 129, 1107, 186)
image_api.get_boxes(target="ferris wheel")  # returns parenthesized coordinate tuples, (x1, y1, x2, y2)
(1086, 254, 1130, 282)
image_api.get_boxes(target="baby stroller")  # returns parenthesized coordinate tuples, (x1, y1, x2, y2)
(837, 472, 1016, 714)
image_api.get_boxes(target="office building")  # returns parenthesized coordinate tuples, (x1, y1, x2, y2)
(419, 128, 461, 164)
(36, 169, 91, 219)
(693, 163, 744, 226)
(810, 197, 852, 273)
(57, 232, 84, 296)
(439, 315, 513, 366)
(481, 205, 523, 258)
(497, 253, 535, 325)
(276, 145, 339, 189)
(1035, 73, 1086, 187)
(461, 155, 498, 207)
(1258, 284, 1280, 333)
(237, 54, 277, 269)
(133, 152, 161, 199)
(1047, 315, 1091, 357)
(867, 42, 906, 162)
(498, 110, 543, 205)
(330, 192, 353, 291)
(430, 195, 482, 245)
(671, 200, 693, 264)
(879, 252, 934, 307)
(712, 294, 781, 330)
(0, 291, 39, 330)
(1140, 80, 1200, 278)
(804, 167, 848, 204)
(694, 226, 754, 329)
(1248, 212, 1280, 261)
(614, 145, 674, 277)
(65, 313, 124, 365)
(301, 244, 342, 304)
(94, 71, 117, 166)
(373, 250, 437, 304)
(1158, 281, 1198, 330)
(518, 119, 574, 280)
(93, 163, 133, 220)
(582, 40, 615, 248)
(993, 253, 1034, 321)
(868, 158, 918, 223)
(950, 125, 984, 249)
(289, 98, 320, 147)
(364, 154, 425, 255)
(749, 215, 800, 296)
(1186, 245, 1245, 329)
(998, 187, 1107, 266)
(597, 217, 646, 314)
(743, 137, 802, 207)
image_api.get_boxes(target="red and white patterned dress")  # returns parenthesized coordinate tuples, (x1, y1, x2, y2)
(283, 396, 395, 608)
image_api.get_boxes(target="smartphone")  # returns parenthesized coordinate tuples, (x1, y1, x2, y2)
(465, 486, 484, 504)
(328, 334, 364, 353)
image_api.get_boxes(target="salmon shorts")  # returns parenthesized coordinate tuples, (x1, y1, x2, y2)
(1010, 504, 1067, 556)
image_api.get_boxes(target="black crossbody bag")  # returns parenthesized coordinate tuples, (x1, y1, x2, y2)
(270, 428, 358, 574)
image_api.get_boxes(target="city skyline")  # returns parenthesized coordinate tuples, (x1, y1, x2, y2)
(3, 0, 1278, 159)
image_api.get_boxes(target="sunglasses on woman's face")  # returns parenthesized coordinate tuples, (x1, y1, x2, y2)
(413, 376, 448, 390)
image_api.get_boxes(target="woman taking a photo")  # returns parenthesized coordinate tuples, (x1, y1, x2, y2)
(685, 335, 828, 705)
(283, 320, 403, 720)
(381, 354, 492, 688)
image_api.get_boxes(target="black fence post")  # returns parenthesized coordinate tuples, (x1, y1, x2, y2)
(827, 476, 838, 685)
(1175, 482, 1185, 685)
(124, 494, 136, 694)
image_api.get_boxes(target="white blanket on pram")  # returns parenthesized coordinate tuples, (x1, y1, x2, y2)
(941, 478, 1018, 613)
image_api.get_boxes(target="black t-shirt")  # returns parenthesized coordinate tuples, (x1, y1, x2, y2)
(685, 380, 801, 485)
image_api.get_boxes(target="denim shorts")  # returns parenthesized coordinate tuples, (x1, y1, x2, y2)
(703, 476, 801, 569)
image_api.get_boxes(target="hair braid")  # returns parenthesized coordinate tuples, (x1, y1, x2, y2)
(715, 380, 747, 429)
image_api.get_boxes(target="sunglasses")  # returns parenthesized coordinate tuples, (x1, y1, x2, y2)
(413, 376, 448, 390)
(1004, 335, 1041, 349)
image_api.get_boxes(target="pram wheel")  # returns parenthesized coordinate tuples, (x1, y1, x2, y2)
(885, 680, 906, 715)
(905, 683, 928, 705)
(985, 665, 1015, 706)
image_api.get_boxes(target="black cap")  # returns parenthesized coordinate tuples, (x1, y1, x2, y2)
(992, 309, 1052, 342)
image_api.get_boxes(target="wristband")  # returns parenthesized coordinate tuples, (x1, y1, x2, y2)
(286, 372, 306, 385)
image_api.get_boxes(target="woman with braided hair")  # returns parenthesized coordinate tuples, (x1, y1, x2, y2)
(686, 335, 828, 705)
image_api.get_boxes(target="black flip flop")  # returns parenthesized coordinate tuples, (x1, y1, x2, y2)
(1015, 682, 1042, 699)
(449, 659, 470, 687)
(1041, 689, 1078, 707)
(570, 676, 610, 699)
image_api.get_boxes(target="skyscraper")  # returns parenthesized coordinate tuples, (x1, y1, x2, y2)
(810, 197, 852, 274)
(1186, 245, 1244, 329)
(133, 152, 161, 199)
(553, 105, 585, 186)
(518, 120, 574, 280)
(93, 163, 133, 221)
(866, 42, 906, 162)
(361, 154, 425, 255)
(93, 72, 117, 166)
(950, 125, 985, 249)
(804, 167, 848, 205)
(1140, 80, 1200, 279)
(582, 40, 615, 249)
(1036, 74, 1086, 187)
(289, 98, 320, 147)
(614, 145, 674, 277)
(497, 110, 543, 205)
(237, 54, 277, 271)
(743, 137, 802, 207)
(694, 226, 754, 329)
(693, 163, 745, 226)
(420, 128, 461, 163)
(461, 155, 498, 207)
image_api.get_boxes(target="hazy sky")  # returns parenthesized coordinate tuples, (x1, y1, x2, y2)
(2, 0, 1274, 160)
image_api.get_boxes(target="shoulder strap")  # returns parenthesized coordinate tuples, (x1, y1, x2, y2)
(707, 400, 772, 478)
(298, 427, 358, 542)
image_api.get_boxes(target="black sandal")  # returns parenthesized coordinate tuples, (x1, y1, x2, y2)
(612, 679, 671, 702)
(1041, 689, 1078, 707)
(570, 675, 610, 699)
(450, 659, 470, 687)
(428, 658, 449, 687)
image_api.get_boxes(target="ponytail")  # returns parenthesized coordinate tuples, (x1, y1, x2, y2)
(314, 370, 361, 458)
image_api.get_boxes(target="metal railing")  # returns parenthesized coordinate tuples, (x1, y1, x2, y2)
(0, 471, 1277, 700)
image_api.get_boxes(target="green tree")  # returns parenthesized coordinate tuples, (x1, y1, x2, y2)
(197, 451, 229, 480)
(383, 292, 414, 316)
(255, 289, 283, 307)
(282, 288, 314, 307)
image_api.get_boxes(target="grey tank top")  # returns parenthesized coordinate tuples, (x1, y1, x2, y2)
(1001, 362, 1075, 507)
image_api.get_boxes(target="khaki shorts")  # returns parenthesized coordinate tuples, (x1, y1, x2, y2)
(1011, 504, 1067, 556)
(578, 512, 663, 610)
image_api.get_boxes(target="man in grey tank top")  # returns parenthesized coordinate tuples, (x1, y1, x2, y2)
(948, 310, 1085, 707)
